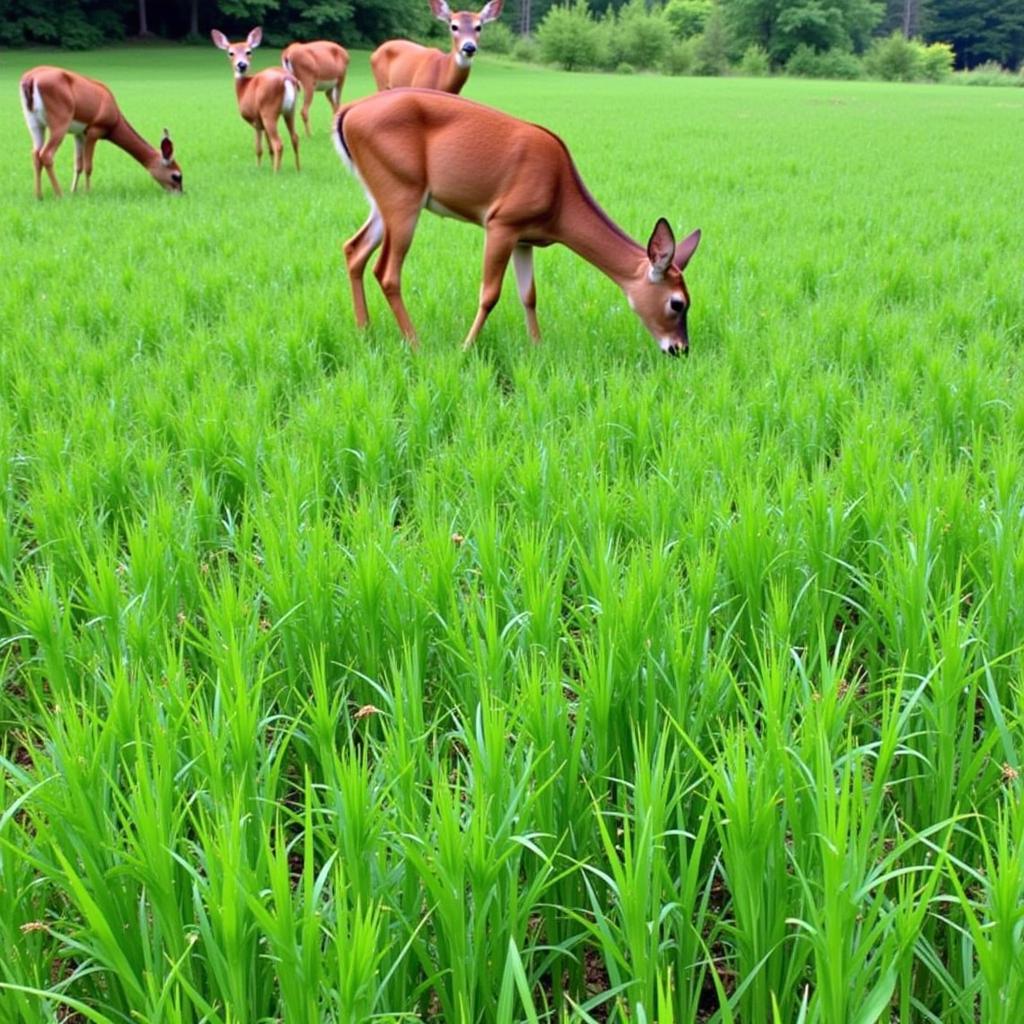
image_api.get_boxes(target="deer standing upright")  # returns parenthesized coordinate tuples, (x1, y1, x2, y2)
(281, 40, 349, 137)
(334, 90, 701, 353)
(211, 27, 301, 172)
(19, 66, 181, 200)
(370, 0, 503, 93)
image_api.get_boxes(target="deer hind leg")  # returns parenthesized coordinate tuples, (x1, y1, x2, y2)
(372, 198, 423, 347)
(462, 227, 518, 351)
(512, 244, 541, 343)
(38, 123, 69, 198)
(253, 124, 264, 167)
(283, 107, 300, 171)
(82, 130, 101, 191)
(262, 115, 284, 172)
(299, 78, 314, 137)
(327, 81, 341, 112)
(344, 203, 385, 329)
(71, 135, 85, 193)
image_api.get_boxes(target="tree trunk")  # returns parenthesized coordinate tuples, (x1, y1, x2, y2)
(902, 0, 915, 37)
(138, 0, 151, 36)
(190, 0, 199, 37)
(519, 0, 531, 36)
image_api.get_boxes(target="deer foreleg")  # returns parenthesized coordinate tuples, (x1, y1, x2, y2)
(512, 244, 541, 343)
(462, 228, 517, 351)
(253, 124, 264, 166)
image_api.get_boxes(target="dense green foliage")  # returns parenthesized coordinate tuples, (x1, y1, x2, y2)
(1, 0, 1022, 69)
(4, 48, 1024, 1023)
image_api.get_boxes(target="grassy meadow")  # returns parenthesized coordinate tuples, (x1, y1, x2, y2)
(2, 43, 1024, 1023)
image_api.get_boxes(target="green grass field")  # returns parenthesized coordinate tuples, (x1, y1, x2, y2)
(2, 44, 1024, 1023)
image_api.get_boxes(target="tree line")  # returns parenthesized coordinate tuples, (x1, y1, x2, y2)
(1, 0, 1020, 69)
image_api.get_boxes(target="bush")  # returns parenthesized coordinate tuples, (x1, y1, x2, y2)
(616, 61, 636, 74)
(956, 60, 1023, 87)
(663, 0, 712, 40)
(693, 6, 731, 75)
(920, 41, 954, 81)
(786, 45, 862, 79)
(863, 32, 923, 81)
(484, 20, 515, 55)
(612, 0, 673, 69)
(739, 44, 771, 76)
(661, 38, 698, 75)
(512, 35, 539, 63)
(536, 1, 607, 70)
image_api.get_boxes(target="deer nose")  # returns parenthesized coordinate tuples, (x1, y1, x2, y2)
(236, 60, 248, 72)
(461, 41, 477, 55)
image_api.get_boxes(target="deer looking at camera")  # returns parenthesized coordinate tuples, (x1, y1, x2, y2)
(334, 90, 701, 354)
(281, 40, 349, 137)
(19, 66, 181, 199)
(370, 0, 503, 94)
(211, 27, 301, 172)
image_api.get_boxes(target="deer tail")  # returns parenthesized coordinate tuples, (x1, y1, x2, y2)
(21, 75, 35, 112)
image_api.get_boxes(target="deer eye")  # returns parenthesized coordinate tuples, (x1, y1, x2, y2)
(475, 24, 482, 31)
(171, 172, 182, 182)
(669, 298, 685, 313)
(245, 49, 252, 56)
(451, 23, 459, 31)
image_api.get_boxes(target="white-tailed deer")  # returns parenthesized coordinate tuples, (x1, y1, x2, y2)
(19, 66, 181, 200)
(370, 0, 503, 94)
(281, 40, 349, 137)
(335, 90, 701, 354)
(211, 27, 300, 172)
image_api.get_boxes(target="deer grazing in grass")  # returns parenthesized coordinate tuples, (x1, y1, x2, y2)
(19, 66, 181, 199)
(211, 27, 301, 172)
(334, 90, 701, 353)
(280, 40, 349, 137)
(370, 0, 503, 94)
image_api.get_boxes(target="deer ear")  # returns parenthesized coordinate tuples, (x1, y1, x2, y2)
(674, 229, 701, 271)
(247, 27, 263, 48)
(646, 218, 676, 281)
(430, 0, 453, 21)
(211, 29, 230, 50)
(479, 0, 503, 22)
(160, 129, 174, 164)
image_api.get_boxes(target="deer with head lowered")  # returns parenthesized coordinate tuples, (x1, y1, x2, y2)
(19, 66, 181, 199)
(370, 0, 503, 93)
(211, 27, 300, 172)
(335, 89, 701, 354)
(281, 40, 349, 137)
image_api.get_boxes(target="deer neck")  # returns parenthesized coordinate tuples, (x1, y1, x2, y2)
(553, 175, 647, 292)
(107, 114, 160, 171)
(443, 49, 472, 93)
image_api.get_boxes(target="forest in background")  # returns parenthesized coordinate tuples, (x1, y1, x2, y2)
(0, 0, 1021, 69)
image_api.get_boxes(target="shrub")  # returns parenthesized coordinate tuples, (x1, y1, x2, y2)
(536, 1, 607, 70)
(919, 41, 954, 81)
(786, 45, 862, 79)
(612, 0, 673, 70)
(863, 32, 923, 82)
(616, 61, 636, 74)
(739, 44, 771, 76)
(484, 20, 515, 54)
(693, 5, 731, 75)
(661, 38, 698, 75)
(663, 0, 712, 40)
(512, 35, 539, 62)
(957, 60, 1022, 87)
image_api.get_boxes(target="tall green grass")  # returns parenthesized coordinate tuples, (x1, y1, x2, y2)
(2, 46, 1024, 1023)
